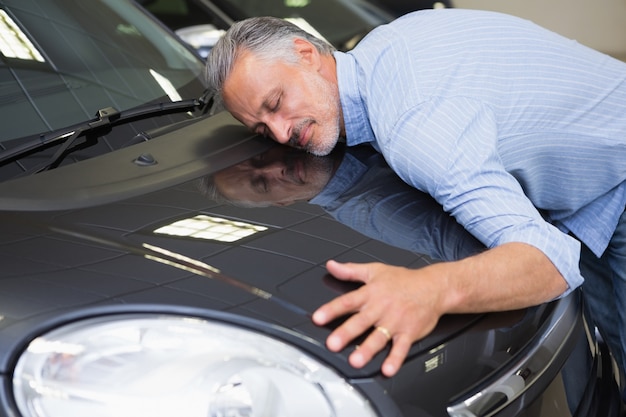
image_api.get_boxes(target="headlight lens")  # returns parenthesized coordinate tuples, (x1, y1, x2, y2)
(13, 315, 378, 417)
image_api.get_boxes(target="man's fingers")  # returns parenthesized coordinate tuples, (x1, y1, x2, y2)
(314, 261, 439, 377)
(348, 325, 394, 368)
(312, 261, 370, 326)
(312, 276, 369, 326)
(325, 259, 373, 283)
(319, 302, 378, 351)
(315, 261, 389, 327)
(382, 336, 412, 377)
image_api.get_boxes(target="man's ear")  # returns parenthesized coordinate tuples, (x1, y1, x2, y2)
(293, 38, 321, 69)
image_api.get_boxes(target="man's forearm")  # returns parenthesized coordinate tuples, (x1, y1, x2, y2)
(438, 242, 569, 314)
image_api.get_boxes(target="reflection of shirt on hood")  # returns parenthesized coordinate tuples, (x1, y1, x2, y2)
(309, 145, 485, 262)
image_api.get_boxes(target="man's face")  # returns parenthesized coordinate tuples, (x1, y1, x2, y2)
(222, 41, 342, 156)
(213, 146, 336, 206)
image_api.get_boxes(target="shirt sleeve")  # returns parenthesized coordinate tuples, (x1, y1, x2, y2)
(378, 95, 584, 296)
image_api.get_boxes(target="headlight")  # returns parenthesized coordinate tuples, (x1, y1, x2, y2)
(13, 315, 378, 417)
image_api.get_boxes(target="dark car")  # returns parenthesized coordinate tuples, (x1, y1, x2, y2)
(0, 1, 623, 417)
(138, 0, 397, 56)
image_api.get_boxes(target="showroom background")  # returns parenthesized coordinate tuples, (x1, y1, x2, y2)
(455, 0, 626, 60)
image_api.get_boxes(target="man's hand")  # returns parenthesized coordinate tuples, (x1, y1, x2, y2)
(312, 243, 569, 377)
(312, 260, 447, 377)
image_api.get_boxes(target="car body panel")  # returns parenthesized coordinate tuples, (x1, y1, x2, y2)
(0, 112, 621, 416)
(0, 119, 477, 379)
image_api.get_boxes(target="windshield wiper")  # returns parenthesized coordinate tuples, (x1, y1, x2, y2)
(0, 93, 213, 174)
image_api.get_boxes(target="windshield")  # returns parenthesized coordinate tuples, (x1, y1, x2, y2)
(0, 0, 207, 143)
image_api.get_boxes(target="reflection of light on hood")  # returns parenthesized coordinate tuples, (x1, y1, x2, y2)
(153, 214, 268, 242)
(0, 10, 45, 61)
(149, 69, 182, 102)
(142, 243, 273, 299)
(143, 242, 222, 276)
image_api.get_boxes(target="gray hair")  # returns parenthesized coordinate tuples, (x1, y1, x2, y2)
(205, 16, 335, 105)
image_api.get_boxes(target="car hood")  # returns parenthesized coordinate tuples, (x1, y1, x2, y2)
(0, 112, 574, 392)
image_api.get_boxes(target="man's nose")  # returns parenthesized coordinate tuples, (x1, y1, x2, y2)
(257, 163, 284, 179)
(266, 115, 290, 144)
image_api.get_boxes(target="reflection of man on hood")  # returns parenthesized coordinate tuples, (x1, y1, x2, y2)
(200, 143, 484, 262)
(200, 144, 341, 208)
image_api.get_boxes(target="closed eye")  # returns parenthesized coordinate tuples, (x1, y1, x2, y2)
(270, 96, 280, 112)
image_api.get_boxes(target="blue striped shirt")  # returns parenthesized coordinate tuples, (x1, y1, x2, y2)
(334, 9, 626, 295)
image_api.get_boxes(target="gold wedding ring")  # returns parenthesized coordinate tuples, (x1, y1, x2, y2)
(375, 326, 392, 341)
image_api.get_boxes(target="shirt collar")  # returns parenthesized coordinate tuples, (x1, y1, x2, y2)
(334, 51, 377, 147)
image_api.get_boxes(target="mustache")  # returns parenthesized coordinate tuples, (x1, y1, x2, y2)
(288, 119, 313, 148)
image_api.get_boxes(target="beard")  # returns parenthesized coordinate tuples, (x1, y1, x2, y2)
(291, 72, 342, 156)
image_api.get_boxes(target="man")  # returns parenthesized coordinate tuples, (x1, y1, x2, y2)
(204, 9, 626, 393)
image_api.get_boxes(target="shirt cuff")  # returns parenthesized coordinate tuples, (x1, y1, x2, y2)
(492, 222, 584, 299)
